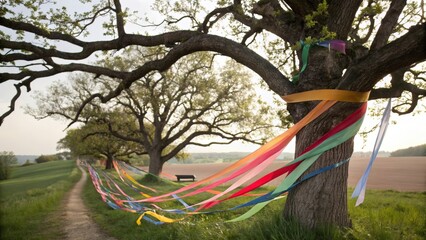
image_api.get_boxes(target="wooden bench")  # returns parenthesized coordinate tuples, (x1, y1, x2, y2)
(175, 174, 196, 182)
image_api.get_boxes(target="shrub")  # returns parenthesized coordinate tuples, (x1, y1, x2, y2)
(21, 160, 36, 167)
(35, 155, 59, 163)
(0, 151, 18, 180)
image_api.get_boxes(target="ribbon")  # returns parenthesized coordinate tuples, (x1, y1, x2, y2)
(316, 40, 346, 54)
(292, 42, 311, 83)
(352, 99, 392, 206)
(226, 104, 366, 222)
(283, 89, 370, 103)
(136, 211, 182, 225)
(126, 100, 337, 203)
(213, 103, 367, 207)
(291, 40, 346, 84)
(226, 158, 351, 222)
(86, 88, 372, 225)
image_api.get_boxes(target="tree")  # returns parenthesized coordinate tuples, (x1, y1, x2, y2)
(0, 151, 17, 180)
(390, 144, 426, 157)
(55, 151, 72, 161)
(31, 48, 278, 175)
(1, 0, 425, 229)
(34, 154, 59, 163)
(57, 120, 142, 169)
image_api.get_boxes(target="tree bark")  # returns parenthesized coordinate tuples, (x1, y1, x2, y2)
(284, 103, 358, 229)
(105, 154, 114, 170)
(148, 150, 164, 176)
(283, 46, 360, 228)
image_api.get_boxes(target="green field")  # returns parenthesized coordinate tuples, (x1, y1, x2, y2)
(83, 169, 426, 240)
(0, 160, 80, 240)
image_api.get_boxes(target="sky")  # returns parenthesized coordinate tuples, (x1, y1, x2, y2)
(0, 0, 425, 155)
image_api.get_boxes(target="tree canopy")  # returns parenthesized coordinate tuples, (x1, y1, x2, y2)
(0, 151, 17, 180)
(31, 47, 279, 174)
(390, 143, 426, 157)
(0, 0, 424, 125)
(57, 118, 143, 169)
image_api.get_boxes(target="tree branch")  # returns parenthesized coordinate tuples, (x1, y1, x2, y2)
(162, 130, 263, 162)
(64, 33, 292, 126)
(283, 0, 317, 16)
(371, 0, 407, 50)
(0, 84, 22, 126)
(392, 92, 420, 115)
(369, 68, 425, 115)
(200, 6, 233, 33)
(225, 0, 303, 44)
(327, 0, 363, 40)
(113, 0, 126, 37)
(339, 22, 426, 91)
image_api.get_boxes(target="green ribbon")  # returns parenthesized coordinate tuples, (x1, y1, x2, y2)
(291, 42, 311, 84)
(226, 116, 365, 222)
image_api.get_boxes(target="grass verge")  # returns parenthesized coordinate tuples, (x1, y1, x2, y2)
(0, 160, 81, 240)
(82, 169, 426, 240)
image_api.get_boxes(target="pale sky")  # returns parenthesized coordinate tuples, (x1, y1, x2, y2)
(0, 0, 425, 155)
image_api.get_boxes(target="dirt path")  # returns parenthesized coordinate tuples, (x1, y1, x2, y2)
(62, 161, 116, 240)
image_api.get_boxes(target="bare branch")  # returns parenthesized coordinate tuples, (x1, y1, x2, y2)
(73, 6, 114, 37)
(162, 130, 264, 162)
(340, 22, 426, 91)
(283, 0, 316, 16)
(200, 6, 233, 33)
(0, 17, 86, 46)
(392, 92, 420, 115)
(63, 33, 292, 126)
(371, 0, 407, 50)
(113, 0, 126, 37)
(0, 84, 22, 126)
(231, 0, 302, 44)
(241, 28, 262, 46)
(369, 67, 425, 115)
(0, 29, 201, 64)
(327, 0, 363, 39)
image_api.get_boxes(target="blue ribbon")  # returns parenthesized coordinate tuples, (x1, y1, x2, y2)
(351, 99, 391, 206)
(231, 158, 351, 210)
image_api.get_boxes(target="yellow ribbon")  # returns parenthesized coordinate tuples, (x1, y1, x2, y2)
(136, 211, 183, 225)
(282, 89, 370, 103)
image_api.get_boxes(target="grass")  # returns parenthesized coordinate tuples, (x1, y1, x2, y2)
(348, 191, 426, 240)
(82, 168, 426, 240)
(0, 160, 81, 240)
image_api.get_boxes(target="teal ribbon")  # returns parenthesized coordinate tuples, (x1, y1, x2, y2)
(291, 42, 311, 84)
(291, 39, 346, 84)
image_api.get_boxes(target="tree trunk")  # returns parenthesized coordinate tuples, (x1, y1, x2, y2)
(105, 154, 113, 170)
(284, 103, 359, 229)
(282, 47, 359, 229)
(148, 150, 164, 176)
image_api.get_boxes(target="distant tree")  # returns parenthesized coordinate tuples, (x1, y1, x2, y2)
(21, 159, 35, 167)
(35, 154, 59, 163)
(390, 144, 426, 157)
(57, 119, 143, 169)
(0, 151, 17, 180)
(55, 151, 72, 161)
(127, 154, 150, 166)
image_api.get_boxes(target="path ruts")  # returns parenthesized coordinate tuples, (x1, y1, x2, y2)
(62, 161, 116, 240)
